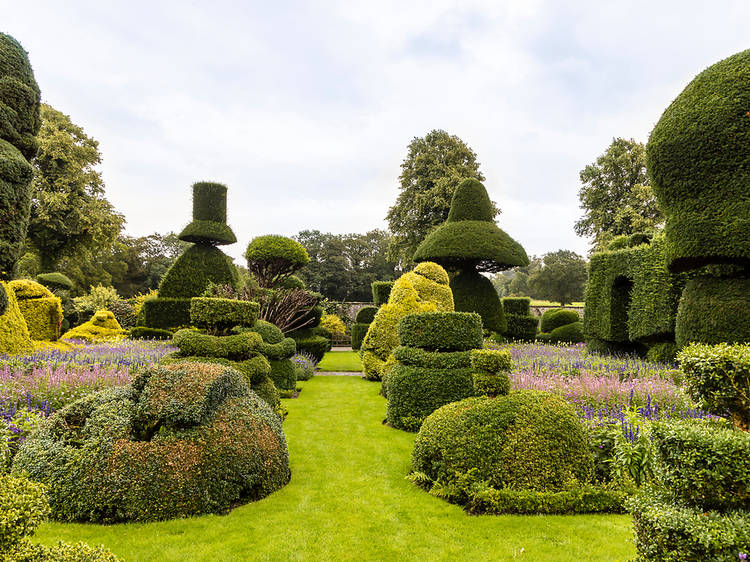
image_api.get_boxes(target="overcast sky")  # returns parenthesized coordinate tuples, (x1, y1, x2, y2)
(4, 1, 749, 262)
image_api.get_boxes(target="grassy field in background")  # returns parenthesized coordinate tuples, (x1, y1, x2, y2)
(316, 350, 362, 372)
(34, 377, 635, 561)
(529, 300, 585, 308)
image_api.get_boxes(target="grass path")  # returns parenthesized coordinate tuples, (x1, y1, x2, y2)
(315, 350, 362, 371)
(35, 377, 635, 561)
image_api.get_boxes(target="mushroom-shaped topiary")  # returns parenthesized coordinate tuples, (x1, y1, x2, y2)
(413, 178, 528, 333)
(245, 235, 310, 288)
(0, 33, 41, 281)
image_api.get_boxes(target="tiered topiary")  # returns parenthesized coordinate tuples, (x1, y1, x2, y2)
(470, 349, 512, 396)
(13, 361, 290, 522)
(409, 390, 623, 515)
(0, 33, 41, 282)
(61, 310, 126, 343)
(144, 182, 238, 329)
(584, 232, 685, 358)
(386, 311, 483, 431)
(501, 297, 538, 341)
(360, 262, 454, 382)
(0, 280, 33, 354)
(165, 297, 283, 411)
(351, 306, 377, 350)
(536, 308, 583, 344)
(239, 319, 298, 393)
(629, 343, 750, 559)
(8, 279, 63, 341)
(413, 178, 528, 334)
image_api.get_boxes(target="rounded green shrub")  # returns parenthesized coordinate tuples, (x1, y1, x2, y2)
(190, 297, 259, 334)
(0, 280, 33, 353)
(547, 321, 584, 344)
(159, 244, 237, 299)
(61, 310, 126, 343)
(293, 335, 329, 362)
(172, 329, 262, 360)
(371, 281, 394, 306)
(245, 235, 310, 288)
(0, 473, 48, 553)
(243, 319, 284, 344)
(502, 297, 531, 316)
(540, 308, 580, 333)
(129, 326, 173, 340)
(398, 311, 483, 352)
(675, 276, 750, 348)
(412, 391, 593, 493)
(450, 270, 505, 333)
(647, 49, 750, 272)
(355, 306, 377, 324)
(278, 274, 306, 289)
(35, 272, 73, 291)
(13, 362, 290, 522)
(178, 182, 237, 246)
(268, 358, 296, 391)
(470, 349, 511, 397)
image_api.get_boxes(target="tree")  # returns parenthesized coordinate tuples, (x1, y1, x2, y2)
(26, 104, 124, 272)
(528, 250, 587, 306)
(245, 235, 309, 288)
(575, 138, 663, 251)
(386, 129, 493, 264)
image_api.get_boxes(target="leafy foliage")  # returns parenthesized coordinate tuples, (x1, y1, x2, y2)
(528, 250, 587, 306)
(190, 297, 259, 335)
(575, 137, 662, 251)
(450, 270, 506, 333)
(0, 281, 33, 354)
(178, 182, 236, 245)
(35, 272, 73, 291)
(61, 310, 126, 343)
(159, 244, 237, 299)
(540, 308, 580, 333)
(245, 235, 309, 288)
(371, 281, 394, 306)
(8, 279, 62, 341)
(398, 311, 483, 352)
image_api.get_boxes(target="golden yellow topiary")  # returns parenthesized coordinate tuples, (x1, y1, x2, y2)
(320, 313, 346, 336)
(61, 310, 127, 343)
(0, 281, 34, 355)
(8, 279, 63, 341)
(360, 262, 454, 381)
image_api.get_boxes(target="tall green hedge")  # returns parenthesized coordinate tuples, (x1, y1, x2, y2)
(142, 298, 191, 330)
(159, 244, 238, 298)
(502, 297, 531, 316)
(371, 281, 393, 306)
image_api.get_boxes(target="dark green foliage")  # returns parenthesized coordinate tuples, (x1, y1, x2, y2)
(35, 272, 73, 290)
(386, 365, 476, 431)
(546, 321, 584, 344)
(446, 177, 495, 222)
(12, 363, 290, 522)
(504, 313, 538, 342)
(679, 343, 750, 430)
(540, 308, 580, 333)
(629, 493, 750, 561)
(398, 311, 483, 351)
(0, 283, 6, 315)
(392, 346, 472, 369)
(450, 269, 505, 333)
(178, 182, 236, 245)
(465, 485, 626, 516)
(245, 235, 310, 288)
(159, 244, 237, 299)
(142, 298, 191, 329)
(278, 274, 306, 289)
(371, 281, 393, 306)
(501, 297, 531, 316)
(293, 335, 329, 362)
(190, 297, 259, 334)
(242, 319, 284, 344)
(470, 349, 511, 396)
(355, 306, 378, 324)
(268, 358, 296, 391)
(584, 233, 684, 349)
(173, 329, 262, 360)
(472, 371, 510, 397)
(412, 392, 593, 494)
(675, 276, 750, 348)
(650, 420, 750, 511)
(647, 49, 750, 272)
(350, 323, 368, 350)
(0, 140, 34, 280)
(0, 473, 48, 552)
(0, 33, 41, 159)
(646, 342, 677, 364)
(258, 338, 296, 360)
(129, 326, 173, 340)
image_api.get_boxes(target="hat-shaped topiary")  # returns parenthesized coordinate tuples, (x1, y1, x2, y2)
(178, 182, 237, 245)
(413, 178, 529, 273)
(647, 48, 750, 272)
(413, 178, 528, 333)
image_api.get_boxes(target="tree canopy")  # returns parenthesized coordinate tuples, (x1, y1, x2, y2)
(386, 129, 493, 264)
(528, 250, 588, 306)
(575, 138, 662, 251)
(26, 104, 124, 272)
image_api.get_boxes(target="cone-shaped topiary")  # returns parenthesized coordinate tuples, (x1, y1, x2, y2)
(0, 33, 41, 281)
(178, 182, 236, 245)
(414, 178, 528, 333)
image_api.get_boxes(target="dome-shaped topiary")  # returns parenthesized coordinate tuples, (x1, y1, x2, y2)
(178, 182, 237, 246)
(61, 310, 126, 343)
(13, 362, 290, 522)
(540, 308, 580, 333)
(412, 390, 593, 494)
(245, 235, 310, 288)
(647, 49, 750, 272)
(159, 244, 238, 298)
(35, 272, 73, 291)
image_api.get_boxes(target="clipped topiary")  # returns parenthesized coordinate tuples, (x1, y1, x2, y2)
(501, 297, 538, 341)
(177, 182, 237, 245)
(61, 310, 126, 342)
(360, 262, 454, 381)
(0, 281, 33, 354)
(471, 348, 512, 396)
(351, 306, 378, 351)
(13, 362, 290, 522)
(239, 319, 298, 391)
(412, 391, 594, 499)
(190, 297, 259, 335)
(0, 283, 6, 316)
(540, 308, 580, 333)
(35, 272, 73, 291)
(386, 311, 482, 431)
(414, 178, 528, 333)
(8, 279, 62, 341)
(159, 244, 238, 299)
(245, 235, 310, 288)
(546, 321, 584, 344)
(141, 297, 191, 330)
(129, 326, 173, 340)
(371, 281, 394, 306)
(0, 33, 41, 281)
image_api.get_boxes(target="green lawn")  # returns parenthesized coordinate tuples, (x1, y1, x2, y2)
(34, 377, 635, 561)
(530, 300, 585, 308)
(316, 350, 362, 372)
